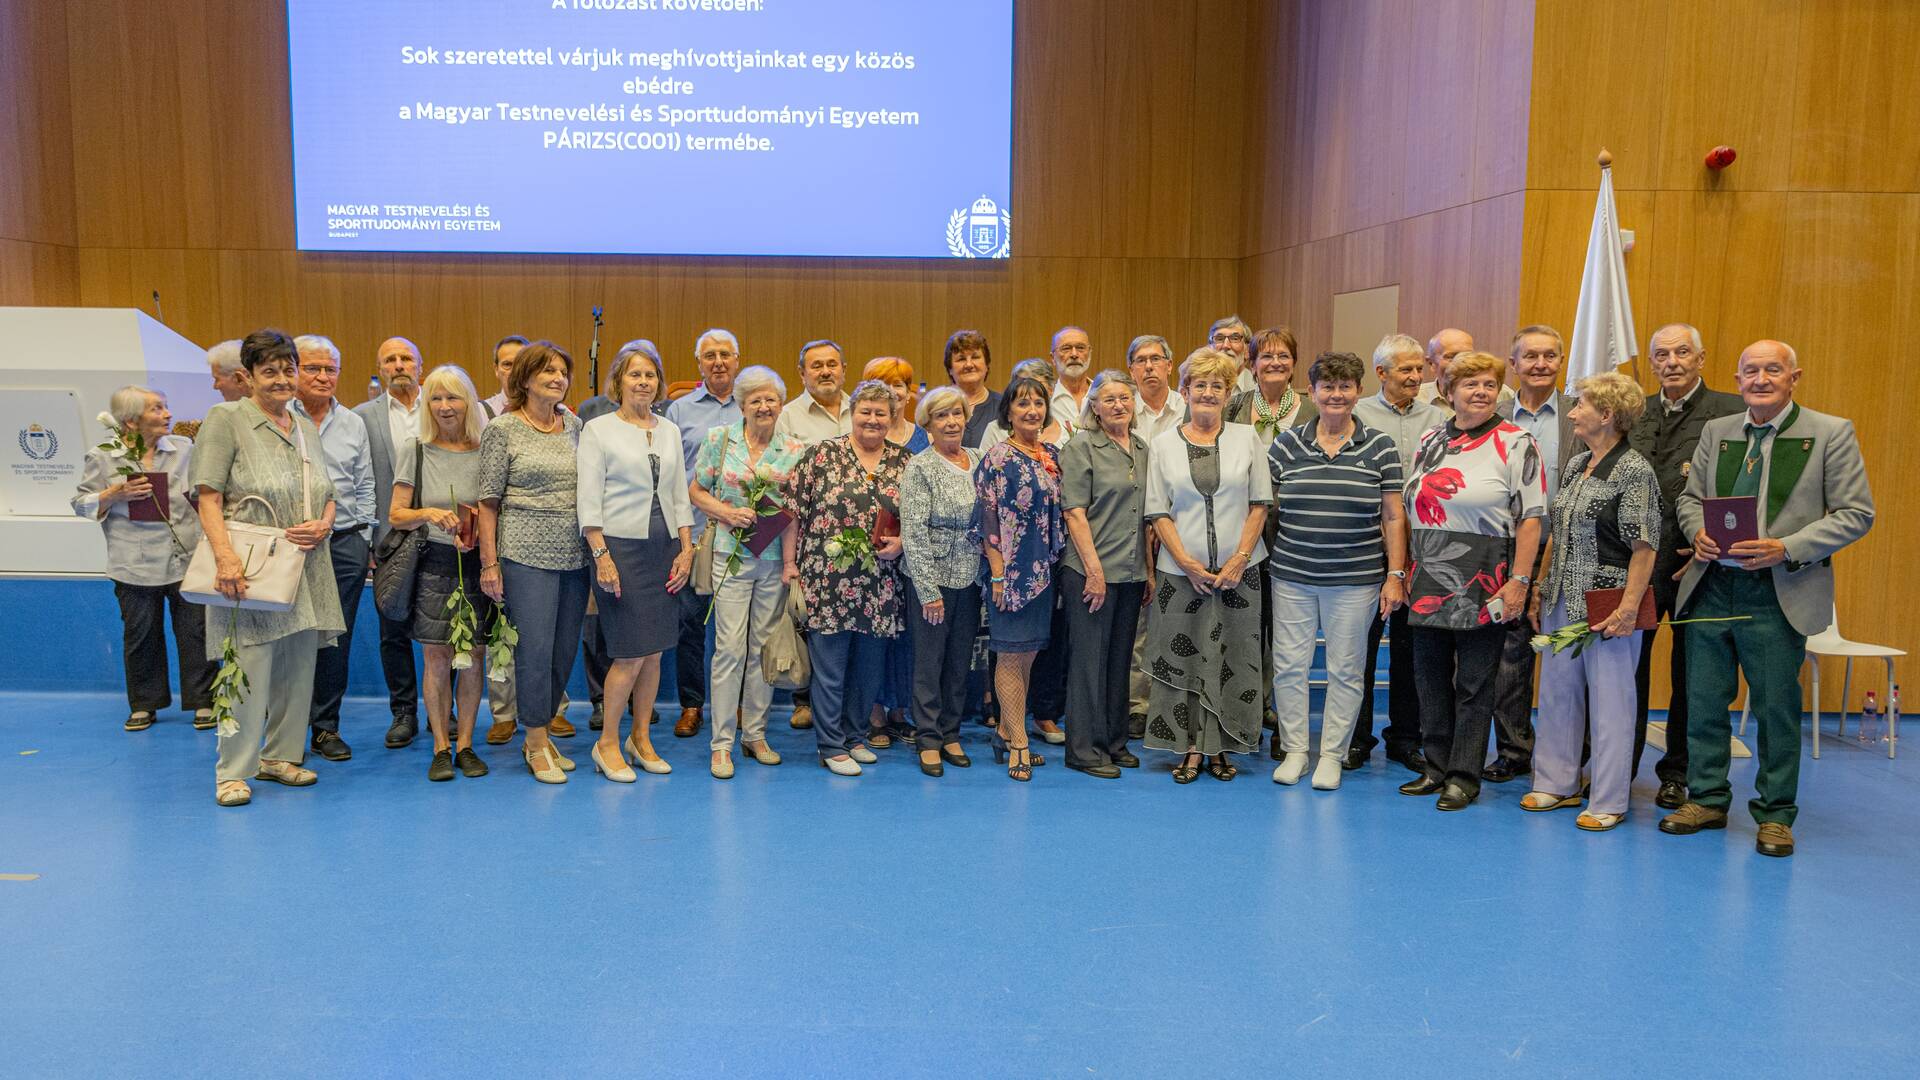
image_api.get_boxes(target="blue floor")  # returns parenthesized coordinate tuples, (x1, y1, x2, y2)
(3, 693, 1917, 1079)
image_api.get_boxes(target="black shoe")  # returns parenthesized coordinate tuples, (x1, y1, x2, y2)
(1269, 735, 1286, 762)
(428, 749, 455, 781)
(1127, 712, 1146, 739)
(589, 702, 605, 732)
(919, 757, 945, 778)
(1399, 775, 1444, 796)
(310, 730, 352, 761)
(1655, 779, 1687, 810)
(1067, 760, 1122, 779)
(1112, 750, 1140, 769)
(1436, 783, 1475, 811)
(455, 748, 488, 777)
(940, 746, 972, 768)
(1385, 748, 1427, 774)
(1480, 759, 1528, 784)
(1342, 745, 1370, 770)
(385, 715, 418, 749)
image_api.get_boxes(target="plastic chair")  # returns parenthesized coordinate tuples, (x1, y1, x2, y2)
(1738, 602, 1903, 759)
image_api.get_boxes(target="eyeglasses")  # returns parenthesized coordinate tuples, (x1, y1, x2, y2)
(1211, 332, 1249, 346)
(699, 350, 738, 363)
(299, 365, 340, 377)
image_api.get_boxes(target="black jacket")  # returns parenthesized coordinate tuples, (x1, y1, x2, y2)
(1626, 383, 1745, 591)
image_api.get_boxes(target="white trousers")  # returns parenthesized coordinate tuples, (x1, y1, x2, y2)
(1269, 577, 1380, 757)
(708, 557, 787, 751)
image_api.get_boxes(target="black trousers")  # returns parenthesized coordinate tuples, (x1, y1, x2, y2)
(1354, 604, 1421, 757)
(1027, 597, 1069, 724)
(908, 583, 983, 750)
(376, 607, 419, 720)
(1060, 568, 1142, 768)
(674, 583, 707, 710)
(1634, 575, 1690, 784)
(112, 579, 213, 714)
(582, 611, 612, 708)
(1488, 604, 1538, 766)
(1411, 623, 1506, 796)
(310, 528, 369, 733)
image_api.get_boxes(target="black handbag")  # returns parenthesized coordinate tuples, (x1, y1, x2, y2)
(371, 442, 428, 622)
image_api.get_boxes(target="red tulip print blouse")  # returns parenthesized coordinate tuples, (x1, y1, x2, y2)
(1402, 415, 1549, 630)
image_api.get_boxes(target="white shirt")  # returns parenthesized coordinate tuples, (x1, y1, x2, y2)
(385, 390, 422, 456)
(1051, 381, 1090, 428)
(1662, 377, 1705, 415)
(1133, 392, 1184, 445)
(774, 390, 852, 446)
(575, 413, 694, 541)
(482, 391, 508, 422)
(1144, 423, 1274, 574)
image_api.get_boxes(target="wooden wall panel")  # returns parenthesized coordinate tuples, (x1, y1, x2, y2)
(1521, 0, 1920, 705)
(0, 0, 79, 305)
(46, 0, 1249, 401)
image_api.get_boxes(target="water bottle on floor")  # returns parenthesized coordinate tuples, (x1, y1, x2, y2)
(1860, 691, 1881, 745)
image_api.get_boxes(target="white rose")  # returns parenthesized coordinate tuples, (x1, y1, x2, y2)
(823, 539, 844, 558)
(451, 652, 473, 671)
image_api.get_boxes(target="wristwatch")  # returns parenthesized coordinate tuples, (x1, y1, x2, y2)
(1513, 573, 1533, 586)
(589, 545, 610, 560)
(1387, 569, 1408, 580)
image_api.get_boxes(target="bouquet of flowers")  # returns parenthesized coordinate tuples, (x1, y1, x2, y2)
(445, 488, 482, 670)
(719, 463, 787, 581)
(822, 527, 877, 574)
(96, 412, 186, 554)
(486, 610, 519, 683)
(208, 608, 248, 738)
(1533, 615, 1749, 659)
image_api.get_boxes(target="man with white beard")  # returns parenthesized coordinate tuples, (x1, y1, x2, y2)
(1049, 326, 1093, 423)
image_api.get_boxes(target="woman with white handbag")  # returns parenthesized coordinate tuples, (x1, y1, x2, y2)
(188, 330, 346, 808)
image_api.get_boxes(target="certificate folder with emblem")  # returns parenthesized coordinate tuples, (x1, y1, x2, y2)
(1582, 587, 1657, 631)
(1703, 495, 1758, 553)
(127, 472, 169, 522)
(744, 511, 792, 557)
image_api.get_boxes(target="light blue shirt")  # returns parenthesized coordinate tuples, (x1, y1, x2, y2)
(663, 383, 738, 529)
(293, 398, 375, 529)
(1510, 394, 1562, 502)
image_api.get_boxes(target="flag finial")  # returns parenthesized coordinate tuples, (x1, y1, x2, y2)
(1597, 148, 1614, 169)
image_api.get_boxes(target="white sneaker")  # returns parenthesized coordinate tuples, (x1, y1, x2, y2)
(1272, 751, 1309, 785)
(822, 754, 862, 776)
(1311, 755, 1344, 790)
(848, 744, 878, 764)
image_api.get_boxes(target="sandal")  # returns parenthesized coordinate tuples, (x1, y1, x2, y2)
(192, 709, 216, 731)
(1173, 752, 1203, 784)
(125, 711, 154, 732)
(1521, 791, 1583, 812)
(1576, 811, 1625, 832)
(1207, 753, 1237, 782)
(1007, 744, 1033, 783)
(215, 779, 251, 807)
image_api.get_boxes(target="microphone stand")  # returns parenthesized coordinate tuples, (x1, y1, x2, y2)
(588, 305, 604, 401)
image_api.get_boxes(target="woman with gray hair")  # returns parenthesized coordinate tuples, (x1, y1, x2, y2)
(691, 364, 808, 778)
(73, 385, 214, 731)
(1060, 369, 1151, 777)
(1525, 370, 1661, 831)
(900, 385, 984, 776)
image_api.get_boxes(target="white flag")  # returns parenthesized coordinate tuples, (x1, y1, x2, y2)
(1566, 165, 1638, 386)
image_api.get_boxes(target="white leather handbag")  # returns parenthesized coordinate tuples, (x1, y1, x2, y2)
(181, 420, 314, 612)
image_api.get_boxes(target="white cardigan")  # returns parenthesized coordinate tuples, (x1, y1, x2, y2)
(1145, 423, 1273, 576)
(576, 413, 695, 540)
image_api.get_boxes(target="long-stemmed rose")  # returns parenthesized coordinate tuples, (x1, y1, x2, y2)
(706, 463, 788, 622)
(444, 487, 481, 670)
(95, 412, 186, 554)
(1532, 615, 1751, 659)
(208, 608, 248, 737)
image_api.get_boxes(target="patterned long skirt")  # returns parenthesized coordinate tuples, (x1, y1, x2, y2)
(1141, 570, 1265, 755)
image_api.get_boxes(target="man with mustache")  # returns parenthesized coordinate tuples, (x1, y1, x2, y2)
(1049, 326, 1095, 424)
(354, 336, 425, 749)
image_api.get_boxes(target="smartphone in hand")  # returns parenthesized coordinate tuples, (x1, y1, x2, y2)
(1483, 596, 1506, 623)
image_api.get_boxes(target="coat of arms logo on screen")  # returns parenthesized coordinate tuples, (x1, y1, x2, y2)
(946, 196, 1010, 258)
(17, 423, 58, 461)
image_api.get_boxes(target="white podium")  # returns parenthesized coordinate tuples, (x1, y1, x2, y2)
(0, 307, 218, 575)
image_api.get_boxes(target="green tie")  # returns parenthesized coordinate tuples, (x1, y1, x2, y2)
(1731, 422, 1767, 498)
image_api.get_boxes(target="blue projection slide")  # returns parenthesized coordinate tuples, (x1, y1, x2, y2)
(286, 0, 1013, 258)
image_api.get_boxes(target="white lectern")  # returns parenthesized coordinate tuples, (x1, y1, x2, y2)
(0, 307, 218, 575)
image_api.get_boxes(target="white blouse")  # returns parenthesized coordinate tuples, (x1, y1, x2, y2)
(1144, 423, 1273, 576)
(576, 413, 694, 541)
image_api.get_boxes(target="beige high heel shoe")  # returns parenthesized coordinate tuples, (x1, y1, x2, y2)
(624, 731, 672, 774)
(524, 742, 567, 784)
(592, 742, 637, 783)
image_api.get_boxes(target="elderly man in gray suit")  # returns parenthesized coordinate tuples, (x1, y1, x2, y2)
(1660, 340, 1874, 857)
(353, 336, 425, 748)
(1483, 325, 1580, 784)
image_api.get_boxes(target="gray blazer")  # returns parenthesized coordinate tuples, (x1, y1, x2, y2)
(353, 396, 404, 546)
(1675, 402, 1874, 635)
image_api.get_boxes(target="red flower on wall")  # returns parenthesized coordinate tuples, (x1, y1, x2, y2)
(1413, 467, 1465, 526)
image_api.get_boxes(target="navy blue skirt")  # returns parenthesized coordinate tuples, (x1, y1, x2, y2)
(988, 579, 1055, 653)
(595, 506, 679, 659)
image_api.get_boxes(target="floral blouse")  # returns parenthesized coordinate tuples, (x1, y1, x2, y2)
(1541, 442, 1662, 623)
(970, 441, 1065, 613)
(694, 420, 807, 565)
(1403, 416, 1548, 630)
(783, 436, 912, 637)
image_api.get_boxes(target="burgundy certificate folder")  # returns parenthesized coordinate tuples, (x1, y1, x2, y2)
(744, 510, 792, 557)
(1583, 587, 1657, 631)
(127, 471, 168, 522)
(1703, 495, 1758, 555)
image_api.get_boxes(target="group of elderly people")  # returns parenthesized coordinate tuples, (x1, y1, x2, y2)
(78, 317, 1874, 858)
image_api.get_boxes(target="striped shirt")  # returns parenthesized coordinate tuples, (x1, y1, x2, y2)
(1265, 418, 1403, 586)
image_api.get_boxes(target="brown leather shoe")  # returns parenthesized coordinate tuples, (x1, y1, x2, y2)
(1755, 822, 1795, 857)
(790, 705, 814, 730)
(548, 713, 576, 738)
(674, 706, 702, 738)
(1658, 802, 1729, 835)
(485, 718, 517, 745)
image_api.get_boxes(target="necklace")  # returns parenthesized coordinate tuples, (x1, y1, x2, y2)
(1254, 387, 1296, 432)
(522, 408, 562, 434)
